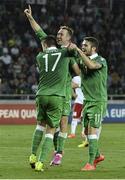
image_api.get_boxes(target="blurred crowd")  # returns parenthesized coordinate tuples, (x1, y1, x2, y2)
(0, 0, 125, 95)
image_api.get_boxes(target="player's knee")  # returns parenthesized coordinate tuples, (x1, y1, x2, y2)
(36, 124, 45, 131)
(37, 121, 46, 127)
(60, 122, 68, 132)
(60, 117, 68, 131)
(88, 126, 97, 135)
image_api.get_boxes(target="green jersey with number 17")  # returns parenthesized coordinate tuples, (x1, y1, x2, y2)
(36, 47, 70, 97)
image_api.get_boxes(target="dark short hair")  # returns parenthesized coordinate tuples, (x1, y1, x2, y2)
(60, 26, 74, 37)
(42, 35, 57, 47)
(84, 37, 99, 50)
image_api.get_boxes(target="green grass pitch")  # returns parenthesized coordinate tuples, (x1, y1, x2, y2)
(0, 123, 125, 179)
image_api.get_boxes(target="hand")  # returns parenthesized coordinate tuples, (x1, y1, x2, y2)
(68, 43, 78, 50)
(24, 5, 32, 18)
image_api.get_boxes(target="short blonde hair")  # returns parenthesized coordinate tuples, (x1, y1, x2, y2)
(60, 26, 74, 37)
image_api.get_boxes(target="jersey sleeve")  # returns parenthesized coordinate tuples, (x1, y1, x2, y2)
(96, 56, 107, 67)
(69, 57, 77, 66)
(35, 28, 47, 41)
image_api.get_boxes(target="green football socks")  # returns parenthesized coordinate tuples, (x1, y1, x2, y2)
(57, 132, 67, 154)
(95, 148, 100, 158)
(39, 136, 53, 162)
(53, 131, 59, 151)
(88, 135, 98, 165)
(31, 128, 44, 155)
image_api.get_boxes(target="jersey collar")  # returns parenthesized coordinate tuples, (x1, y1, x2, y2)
(61, 44, 70, 48)
(46, 47, 57, 50)
(89, 53, 98, 59)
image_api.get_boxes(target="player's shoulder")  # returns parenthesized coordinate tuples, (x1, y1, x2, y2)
(97, 55, 106, 62)
(36, 51, 43, 59)
(60, 47, 67, 52)
(55, 47, 68, 56)
(96, 55, 107, 66)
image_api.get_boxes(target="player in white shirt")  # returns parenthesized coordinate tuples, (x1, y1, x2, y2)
(68, 76, 88, 145)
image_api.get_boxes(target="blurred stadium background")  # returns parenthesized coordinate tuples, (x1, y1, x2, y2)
(0, 0, 125, 179)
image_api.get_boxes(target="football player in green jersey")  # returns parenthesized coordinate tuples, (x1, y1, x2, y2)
(29, 35, 76, 171)
(24, 6, 80, 168)
(50, 26, 80, 165)
(69, 37, 107, 171)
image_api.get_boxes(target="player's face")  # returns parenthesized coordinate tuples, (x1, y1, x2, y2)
(81, 40, 93, 56)
(56, 29, 70, 46)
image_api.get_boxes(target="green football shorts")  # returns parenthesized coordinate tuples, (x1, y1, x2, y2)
(82, 101, 107, 128)
(35, 95, 64, 128)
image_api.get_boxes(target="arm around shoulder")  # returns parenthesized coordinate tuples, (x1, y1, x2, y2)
(76, 48, 102, 70)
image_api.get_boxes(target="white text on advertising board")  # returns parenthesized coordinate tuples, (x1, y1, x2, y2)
(0, 109, 36, 119)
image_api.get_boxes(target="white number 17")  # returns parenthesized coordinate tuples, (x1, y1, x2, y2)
(43, 52, 61, 72)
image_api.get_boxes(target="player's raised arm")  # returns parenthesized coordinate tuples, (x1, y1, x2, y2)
(24, 5, 41, 32)
(24, 5, 47, 39)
